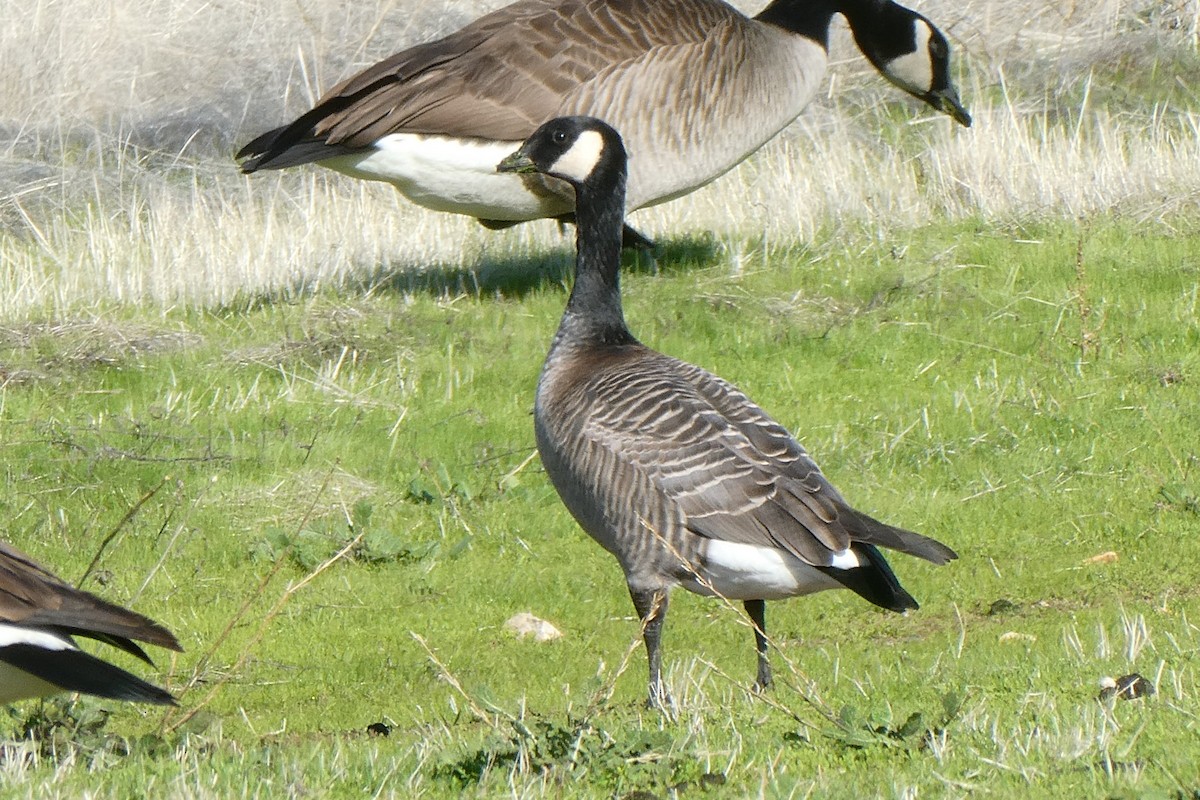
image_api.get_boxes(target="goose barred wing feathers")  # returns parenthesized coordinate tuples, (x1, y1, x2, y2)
(255, 0, 742, 149)
(566, 351, 956, 568)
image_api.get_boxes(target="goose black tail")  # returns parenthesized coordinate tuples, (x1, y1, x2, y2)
(818, 544, 919, 613)
(1, 645, 177, 706)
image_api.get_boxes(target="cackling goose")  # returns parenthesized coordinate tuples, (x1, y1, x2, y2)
(498, 116, 957, 706)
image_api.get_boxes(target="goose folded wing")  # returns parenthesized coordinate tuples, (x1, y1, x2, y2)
(0, 541, 69, 622)
(580, 360, 956, 567)
(679, 364, 955, 565)
(580, 366, 854, 566)
(309, 0, 739, 145)
(0, 542, 182, 656)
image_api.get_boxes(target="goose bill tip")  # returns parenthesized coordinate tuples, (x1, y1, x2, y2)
(935, 90, 972, 127)
(497, 152, 537, 174)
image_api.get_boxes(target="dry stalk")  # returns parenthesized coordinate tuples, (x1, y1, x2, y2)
(497, 448, 539, 488)
(76, 475, 171, 587)
(165, 526, 364, 733)
(1074, 230, 1101, 362)
(161, 467, 353, 733)
(131, 478, 195, 604)
(581, 621, 655, 716)
(636, 514, 839, 734)
(410, 632, 514, 728)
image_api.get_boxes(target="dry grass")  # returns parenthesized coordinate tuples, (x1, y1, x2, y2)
(0, 0, 1198, 319)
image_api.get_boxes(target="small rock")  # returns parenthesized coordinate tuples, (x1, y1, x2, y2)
(998, 631, 1036, 644)
(504, 612, 563, 642)
(987, 598, 1019, 616)
(1098, 673, 1155, 701)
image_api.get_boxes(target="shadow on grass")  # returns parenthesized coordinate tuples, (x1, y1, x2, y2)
(217, 234, 724, 317)
(351, 233, 725, 302)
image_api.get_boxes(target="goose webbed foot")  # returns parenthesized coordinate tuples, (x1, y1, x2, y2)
(646, 683, 675, 712)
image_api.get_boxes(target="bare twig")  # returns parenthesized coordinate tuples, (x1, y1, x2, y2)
(77, 476, 171, 587)
(411, 632, 512, 727)
(1074, 226, 1102, 363)
(162, 467, 346, 733)
(166, 526, 364, 734)
(636, 513, 840, 733)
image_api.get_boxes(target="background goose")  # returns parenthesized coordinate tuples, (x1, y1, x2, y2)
(497, 116, 957, 706)
(238, 0, 971, 247)
(0, 540, 182, 706)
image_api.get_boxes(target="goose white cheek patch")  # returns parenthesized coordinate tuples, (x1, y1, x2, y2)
(887, 22, 935, 94)
(548, 129, 606, 184)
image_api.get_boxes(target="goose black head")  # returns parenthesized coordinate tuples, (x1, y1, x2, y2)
(497, 116, 628, 190)
(855, 5, 971, 127)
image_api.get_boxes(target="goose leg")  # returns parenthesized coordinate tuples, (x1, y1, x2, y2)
(552, 214, 656, 252)
(619, 224, 655, 252)
(629, 586, 670, 708)
(744, 599, 772, 691)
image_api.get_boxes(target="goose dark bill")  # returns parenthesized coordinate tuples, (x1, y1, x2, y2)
(497, 151, 537, 175)
(930, 86, 972, 127)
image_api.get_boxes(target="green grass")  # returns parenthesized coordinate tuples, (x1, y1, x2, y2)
(2, 214, 1199, 798)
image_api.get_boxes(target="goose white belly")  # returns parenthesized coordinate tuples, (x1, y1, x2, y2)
(685, 540, 861, 601)
(0, 662, 63, 703)
(323, 134, 572, 221)
(0, 623, 74, 703)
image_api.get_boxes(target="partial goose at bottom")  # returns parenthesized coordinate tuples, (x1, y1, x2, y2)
(0, 540, 182, 706)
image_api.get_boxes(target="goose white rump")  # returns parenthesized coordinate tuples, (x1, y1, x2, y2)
(688, 540, 863, 600)
(0, 623, 73, 703)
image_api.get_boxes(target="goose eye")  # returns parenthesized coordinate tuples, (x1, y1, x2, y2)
(552, 129, 568, 144)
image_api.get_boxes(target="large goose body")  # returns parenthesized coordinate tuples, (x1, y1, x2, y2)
(317, 17, 824, 220)
(498, 117, 956, 704)
(0, 541, 181, 705)
(239, 0, 970, 239)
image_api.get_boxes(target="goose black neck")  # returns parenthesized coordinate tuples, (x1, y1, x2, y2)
(559, 169, 638, 348)
(755, 0, 886, 50)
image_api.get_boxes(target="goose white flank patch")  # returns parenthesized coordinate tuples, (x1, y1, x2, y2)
(238, 0, 970, 248)
(690, 540, 861, 600)
(324, 135, 537, 220)
(497, 116, 957, 707)
(0, 540, 182, 706)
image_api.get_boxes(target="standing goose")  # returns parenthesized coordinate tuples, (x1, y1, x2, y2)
(497, 116, 956, 706)
(238, 0, 970, 247)
(0, 540, 182, 705)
